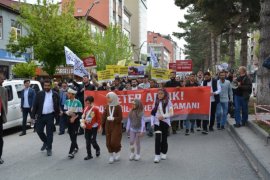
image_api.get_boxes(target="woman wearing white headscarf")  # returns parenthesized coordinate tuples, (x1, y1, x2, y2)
(102, 92, 123, 164)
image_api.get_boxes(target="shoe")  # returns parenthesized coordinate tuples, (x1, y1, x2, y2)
(217, 123, 221, 129)
(47, 149, 52, 156)
(74, 148, 79, 154)
(84, 155, 93, 160)
(196, 127, 201, 131)
(147, 132, 153, 137)
(114, 152, 120, 161)
(109, 153, 114, 164)
(129, 153, 135, 161)
(19, 132, 26, 136)
(96, 150, 100, 157)
(40, 143, 47, 151)
(161, 153, 167, 160)
(242, 122, 246, 126)
(221, 126, 225, 130)
(0, 158, 4, 164)
(185, 129, 190, 136)
(58, 132, 64, 135)
(154, 155, 161, 163)
(233, 124, 241, 128)
(209, 127, 214, 132)
(172, 130, 177, 134)
(202, 130, 208, 135)
(134, 154, 141, 161)
(191, 129, 195, 133)
(68, 152, 74, 159)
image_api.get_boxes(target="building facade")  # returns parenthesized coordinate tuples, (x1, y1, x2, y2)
(0, 0, 30, 79)
(125, 0, 147, 64)
(147, 31, 180, 68)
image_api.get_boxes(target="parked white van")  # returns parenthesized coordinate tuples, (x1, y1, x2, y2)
(3, 80, 43, 130)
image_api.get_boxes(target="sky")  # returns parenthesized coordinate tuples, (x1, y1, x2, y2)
(22, 0, 187, 56)
(147, 0, 187, 50)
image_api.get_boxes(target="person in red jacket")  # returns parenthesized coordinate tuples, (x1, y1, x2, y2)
(80, 96, 101, 160)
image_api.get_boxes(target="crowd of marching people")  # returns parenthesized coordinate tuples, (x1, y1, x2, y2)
(0, 65, 253, 165)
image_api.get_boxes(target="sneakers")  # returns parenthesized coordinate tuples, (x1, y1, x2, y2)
(96, 150, 100, 157)
(202, 130, 208, 135)
(154, 155, 161, 163)
(129, 153, 135, 161)
(47, 149, 52, 156)
(161, 153, 167, 160)
(185, 129, 190, 136)
(68, 152, 75, 159)
(40, 143, 47, 151)
(84, 155, 93, 160)
(134, 154, 141, 161)
(233, 124, 241, 128)
(191, 128, 195, 133)
(74, 148, 79, 154)
(196, 127, 201, 131)
(114, 152, 120, 161)
(0, 158, 4, 164)
(109, 153, 114, 164)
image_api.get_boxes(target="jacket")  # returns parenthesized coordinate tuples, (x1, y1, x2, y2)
(21, 87, 36, 108)
(31, 90, 60, 118)
(0, 86, 8, 124)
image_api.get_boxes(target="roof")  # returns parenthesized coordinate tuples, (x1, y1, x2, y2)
(0, 0, 19, 14)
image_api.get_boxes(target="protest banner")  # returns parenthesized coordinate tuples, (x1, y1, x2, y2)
(85, 87, 211, 121)
(97, 69, 114, 82)
(151, 68, 171, 81)
(128, 66, 145, 78)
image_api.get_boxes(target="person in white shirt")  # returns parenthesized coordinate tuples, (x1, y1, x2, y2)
(138, 75, 150, 89)
(201, 72, 221, 134)
(131, 79, 139, 90)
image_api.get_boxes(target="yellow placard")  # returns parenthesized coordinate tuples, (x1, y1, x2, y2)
(151, 68, 171, 81)
(106, 65, 128, 77)
(97, 69, 114, 82)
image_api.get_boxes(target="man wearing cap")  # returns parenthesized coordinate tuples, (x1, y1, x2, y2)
(31, 79, 60, 156)
(63, 88, 83, 159)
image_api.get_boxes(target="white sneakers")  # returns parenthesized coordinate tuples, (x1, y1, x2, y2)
(114, 152, 120, 161)
(109, 153, 114, 164)
(129, 153, 135, 161)
(154, 155, 161, 163)
(161, 153, 167, 160)
(134, 154, 140, 161)
(154, 154, 167, 163)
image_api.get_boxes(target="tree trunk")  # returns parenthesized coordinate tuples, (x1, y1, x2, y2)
(229, 26, 236, 68)
(257, 0, 270, 105)
(240, 6, 249, 67)
(211, 32, 216, 72)
(216, 34, 221, 65)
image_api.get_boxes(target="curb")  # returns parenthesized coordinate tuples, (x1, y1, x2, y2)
(248, 120, 270, 144)
(227, 122, 269, 180)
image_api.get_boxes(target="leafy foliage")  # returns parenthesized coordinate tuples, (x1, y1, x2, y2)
(12, 61, 37, 78)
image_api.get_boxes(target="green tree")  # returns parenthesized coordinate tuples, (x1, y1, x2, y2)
(12, 61, 37, 78)
(91, 25, 132, 71)
(7, 0, 93, 76)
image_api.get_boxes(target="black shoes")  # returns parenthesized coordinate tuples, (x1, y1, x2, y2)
(41, 143, 47, 151)
(96, 150, 100, 157)
(233, 124, 241, 128)
(209, 127, 214, 132)
(58, 132, 64, 135)
(68, 152, 75, 159)
(19, 132, 26, 136)
(84, 155, 93, 160)
(74, 148, 79, 154)
(47, 149, 52, 156)
(202, 130, 208, 135)
(0, 158, 4, 164)
(185, 129, 190, 136)
(191, 129, 195, 133)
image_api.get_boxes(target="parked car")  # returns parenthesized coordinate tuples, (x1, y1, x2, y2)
(3, 80, 43, 130)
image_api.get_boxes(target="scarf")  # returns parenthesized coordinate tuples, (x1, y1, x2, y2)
(106, 92, 119, 106)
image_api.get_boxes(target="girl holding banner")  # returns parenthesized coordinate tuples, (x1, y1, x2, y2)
(151, 89, 174, 163)
(126, 99, 145, 161)
(102, 92, 123, 164)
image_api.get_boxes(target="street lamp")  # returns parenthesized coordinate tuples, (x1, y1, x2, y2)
(84, 0, 100, 21)
(132, 40, 147, 64)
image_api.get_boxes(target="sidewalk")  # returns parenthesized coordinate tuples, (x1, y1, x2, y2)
(227, 115, 270, 180)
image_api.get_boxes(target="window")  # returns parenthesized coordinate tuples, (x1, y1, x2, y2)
(11, 19, 22, 40)
(4, 85, 13, 101)
(123, 12, 130, 24)
(15, 84, 24, 99)
(0, 17, 3, 39)
(30, 84, 41, 93)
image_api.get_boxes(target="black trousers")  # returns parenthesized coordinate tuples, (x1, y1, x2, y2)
(196, 120, 201, 128)
(22, 108, 31, 134)
(36, 113, 54, 150)
(171, 120, 179, 132)
(67, 120, 79, 154)
(0, 117, 3, 158)
(154, 121, 169, 155)
(85, 127, 100, 156)
(203, 102, 217, 131)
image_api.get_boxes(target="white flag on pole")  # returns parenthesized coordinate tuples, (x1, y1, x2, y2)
(64, 46, 89, 77)
(150, 47, 159, 68)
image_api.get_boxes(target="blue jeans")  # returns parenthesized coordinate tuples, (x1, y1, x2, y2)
(216, 102, 229, 126)
(234, 95, 249, 125)
(185, 120, 195, 130)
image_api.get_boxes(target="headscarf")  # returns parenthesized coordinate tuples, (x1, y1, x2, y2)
(129, 99, 144, 129)
(151, 88, 169, 116)
(106, 92, 119, 106)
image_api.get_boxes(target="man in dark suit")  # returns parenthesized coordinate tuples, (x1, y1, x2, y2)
(0, 73, 8, 164)
(20, 80, 36, 136)
(31, 79, 60, 156)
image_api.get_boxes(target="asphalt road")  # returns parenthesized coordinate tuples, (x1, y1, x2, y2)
(0, 127, 259, 180)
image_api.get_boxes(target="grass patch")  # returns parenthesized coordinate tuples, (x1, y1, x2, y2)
(255, 120, 270, 134)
